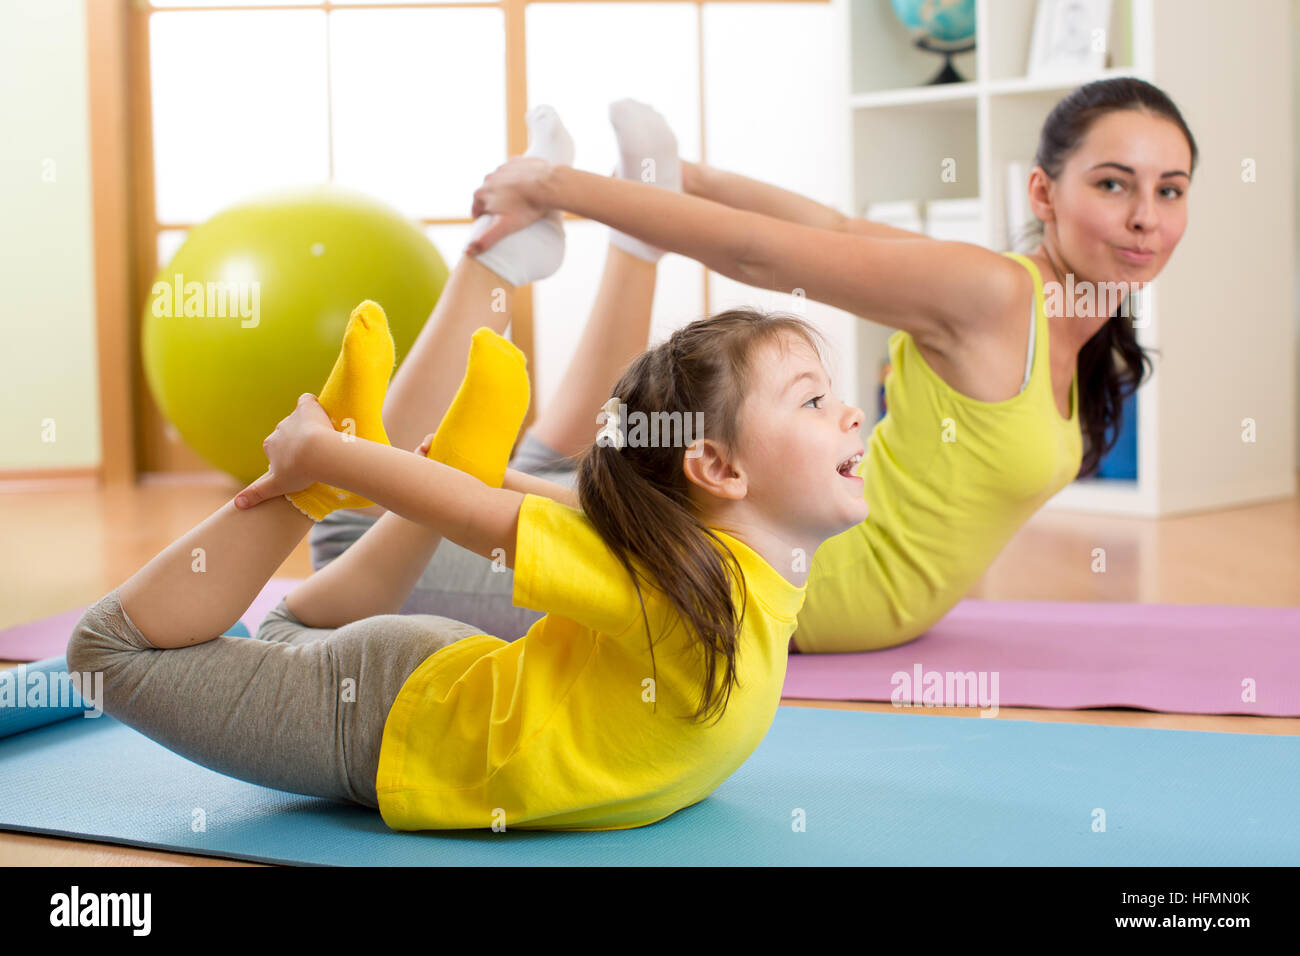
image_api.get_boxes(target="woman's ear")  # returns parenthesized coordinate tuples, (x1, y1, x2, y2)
(682, 439, 747, 500)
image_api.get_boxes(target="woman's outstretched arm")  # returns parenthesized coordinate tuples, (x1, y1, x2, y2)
(503, 467, 580, 509)
(684, 160, 933, 241)
(534, 164, 1003, 343)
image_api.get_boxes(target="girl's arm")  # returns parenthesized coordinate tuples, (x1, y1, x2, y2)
(540, 164, 1008, 344)
(308, 432, 523, 568)
(684, 161, 931, 240)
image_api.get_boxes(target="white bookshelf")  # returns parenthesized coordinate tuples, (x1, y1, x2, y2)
(834, 0, 1297, 517)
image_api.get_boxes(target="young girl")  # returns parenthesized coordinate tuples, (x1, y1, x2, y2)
(66, 292, 867, 830)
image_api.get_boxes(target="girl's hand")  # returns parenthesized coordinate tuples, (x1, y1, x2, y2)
(464, 155, 556, 256)
(233, 393, 334, 508)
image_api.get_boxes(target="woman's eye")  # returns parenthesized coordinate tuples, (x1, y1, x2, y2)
(804, 394, 825, 409)
(1101, 177, 1183, 200)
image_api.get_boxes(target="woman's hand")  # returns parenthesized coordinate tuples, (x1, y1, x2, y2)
(680, 158, 703, 196)
(233, 393, 334, 509)
(464, 155, 557, 256)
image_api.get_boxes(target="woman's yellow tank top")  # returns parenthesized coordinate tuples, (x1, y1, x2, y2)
(794, 251, 1083, 652)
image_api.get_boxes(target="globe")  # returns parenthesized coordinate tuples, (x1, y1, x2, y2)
(890, 0, 976, 47)
(889, 0, 976, 84)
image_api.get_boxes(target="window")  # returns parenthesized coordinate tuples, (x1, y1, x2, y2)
(140, 0, 852, 418)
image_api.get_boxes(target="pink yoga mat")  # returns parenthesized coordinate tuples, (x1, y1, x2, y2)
(4, 583, 1296, 716)
(781, 600, 1300, 717)
(0, 577, 299, 662)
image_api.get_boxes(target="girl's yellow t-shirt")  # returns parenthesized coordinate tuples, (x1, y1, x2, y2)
(375, 492, 806, 831)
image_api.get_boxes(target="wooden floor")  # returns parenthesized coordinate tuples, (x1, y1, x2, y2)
(2, 471, 1297, 866)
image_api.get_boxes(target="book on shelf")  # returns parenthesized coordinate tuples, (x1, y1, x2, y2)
(863, 198, 984, 244)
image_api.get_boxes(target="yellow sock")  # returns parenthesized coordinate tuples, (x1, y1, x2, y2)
(286, 300, 395, 521)
(426, 327, 530, 488)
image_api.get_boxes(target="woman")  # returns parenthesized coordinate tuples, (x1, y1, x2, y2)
(317, 77, 1195, 653)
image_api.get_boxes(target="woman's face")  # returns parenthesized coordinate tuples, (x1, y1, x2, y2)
(1039, 109, 1191, 288)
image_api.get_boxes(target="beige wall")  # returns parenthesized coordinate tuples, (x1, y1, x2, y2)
(0, 1, 1297, 476)
(1294, 0, 1300, 461)
(0, 0, 99, 471)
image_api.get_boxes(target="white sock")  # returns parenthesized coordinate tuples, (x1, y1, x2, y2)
(608, 98, 682, 264)
(468, 104, 574, 287)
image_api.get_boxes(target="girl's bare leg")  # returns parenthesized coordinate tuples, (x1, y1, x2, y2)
(117, 495, 315, 650)
(527, 243, 657, 459)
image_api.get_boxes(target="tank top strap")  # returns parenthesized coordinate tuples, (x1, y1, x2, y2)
(1019, 288, 1036, 392)
(1001, 251, 1047, 395)
(1002, 250, 1079, 423)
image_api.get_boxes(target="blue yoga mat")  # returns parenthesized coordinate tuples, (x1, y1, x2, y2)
(0, 624, 250, 739)
(1, 703, 1295, 865)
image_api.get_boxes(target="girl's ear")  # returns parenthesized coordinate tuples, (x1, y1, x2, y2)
(682, 439, 746, 500)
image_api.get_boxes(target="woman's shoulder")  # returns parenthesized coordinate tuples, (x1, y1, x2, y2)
(927, 248, 1036, 355)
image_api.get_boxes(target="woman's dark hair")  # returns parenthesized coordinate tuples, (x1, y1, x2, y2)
(577, 308, 828, 726)
(1011, 76, 1196, 477)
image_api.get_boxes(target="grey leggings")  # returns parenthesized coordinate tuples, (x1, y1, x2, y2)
(64, 432, 579, 810)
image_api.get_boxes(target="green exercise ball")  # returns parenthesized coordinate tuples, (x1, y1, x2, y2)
(142, 185, 447, 486)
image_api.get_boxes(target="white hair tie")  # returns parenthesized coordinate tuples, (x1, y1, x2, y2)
(596, 396, 626, 449)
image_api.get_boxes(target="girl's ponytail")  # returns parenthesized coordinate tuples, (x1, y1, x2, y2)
(580, 418, 746, 725)
(576, 309, 827, 725)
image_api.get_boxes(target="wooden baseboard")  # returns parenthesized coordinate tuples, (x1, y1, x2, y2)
(0, 467, 100, 492)
(138, 470, 236, 487)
